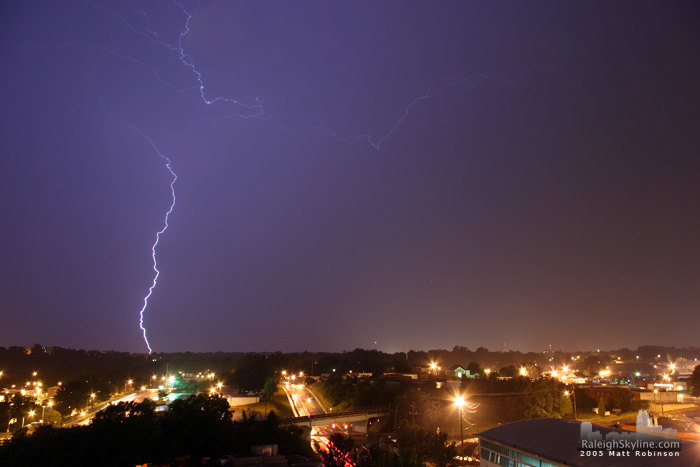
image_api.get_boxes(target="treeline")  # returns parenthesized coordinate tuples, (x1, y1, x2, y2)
(0, 344, 247, 387)
(3, 343, 698, 389)
(0, 395, 312, 467)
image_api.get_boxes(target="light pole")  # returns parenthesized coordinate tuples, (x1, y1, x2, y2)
(455, 395, 465, 467)
(21, 410, 35, 429)
(653, 389, 665, 417)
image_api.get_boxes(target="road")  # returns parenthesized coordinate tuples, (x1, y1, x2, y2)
(283, 383, 355, 458)
(286, 384, 326, 417)
(63, 389, 157, 427)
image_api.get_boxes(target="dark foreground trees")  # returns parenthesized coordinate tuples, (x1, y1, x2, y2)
(692, 365, 700, 397)
(321, 428, 458, 467)
(0, 394, 312, 467)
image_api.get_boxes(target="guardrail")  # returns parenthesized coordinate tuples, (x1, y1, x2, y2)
(278, 405, 390, 424)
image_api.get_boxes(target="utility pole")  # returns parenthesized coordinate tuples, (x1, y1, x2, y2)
(476, 406, 480, 434)
(459, 404, 464, 467)
(572, 383, 578, 420)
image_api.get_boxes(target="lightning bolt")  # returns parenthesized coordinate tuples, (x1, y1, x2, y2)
(46, 2, 520, 353)
(139, 160, 177, 354)
(135, 139, 176, 356)
(95, 90, 176, 354)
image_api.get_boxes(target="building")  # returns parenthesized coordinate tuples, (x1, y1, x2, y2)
(478, 418, 700, 466)
(448, 365, 471, 378)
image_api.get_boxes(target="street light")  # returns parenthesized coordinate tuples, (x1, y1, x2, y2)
(22, 410, 35, 429)
(455, 395, 465, 467)
(41, 401, 54, 425)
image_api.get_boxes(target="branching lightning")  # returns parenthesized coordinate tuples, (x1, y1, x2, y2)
(76, 2, 516, 352)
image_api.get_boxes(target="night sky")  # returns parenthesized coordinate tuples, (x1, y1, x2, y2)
(1, 1, 698, 354)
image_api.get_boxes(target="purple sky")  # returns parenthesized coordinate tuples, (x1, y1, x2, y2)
(1, 1, 698, 354)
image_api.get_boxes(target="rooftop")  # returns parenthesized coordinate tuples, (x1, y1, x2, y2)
(479, 418, 700, 466)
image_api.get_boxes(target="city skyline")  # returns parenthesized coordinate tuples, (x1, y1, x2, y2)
(1, 1, 699, 353)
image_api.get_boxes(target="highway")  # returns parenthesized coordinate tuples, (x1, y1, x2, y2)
(283, 383, 349, 458)
(286, 384, 326, 417)
(63, 389, 157, 427)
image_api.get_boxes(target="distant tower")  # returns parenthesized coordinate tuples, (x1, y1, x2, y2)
(637, 410, 650, 428)
(580, 422, 592, 440)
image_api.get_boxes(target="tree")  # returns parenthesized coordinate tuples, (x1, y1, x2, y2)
(612, 388, 633, 413)
(160, 394, 234, 460)
(229, 354, 275, 392)
(90, 401, 161, 465)
(92, 400, 156, 426)
(358, 444, 403, 467)
(263, 378, 277, 398)
(559, 392, 573, 417)
(54, 380, 90, 417)
(3, 394, 38, 432)
(466, 362, 481, 377)
(499, 365, 518, 378)
(42, 408, 62, 427)
(396, 425, 456, 467)
(691, 365, 700, 397)
(0, 399, 10, 432)
(598, 398, 606, 416)
(523, 379, 556, 419)
(320, 433, 355, 467)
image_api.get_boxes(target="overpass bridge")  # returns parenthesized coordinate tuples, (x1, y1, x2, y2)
(278, 406, 390, 429)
